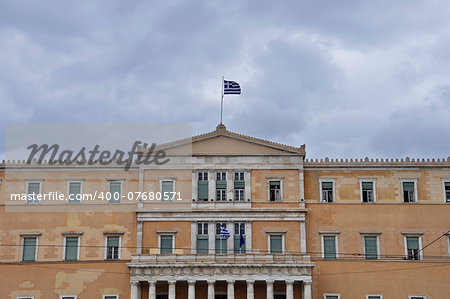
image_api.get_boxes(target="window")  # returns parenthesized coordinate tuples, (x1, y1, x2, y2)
(60, 296, 77, 299)
(234, 172, 245, 201)
(234, 222, 246, 253)
(22, 237, 38, 261)
(360, 180, 376, 203)
(405, 236, 422, 260)
(269, 235, 283, 254)
(366, 295, 383, 299)
(443, 180, 450, 203)
(197, 222, 209, 254)
(401, 180, 417, 203)
(269, 180, 281, 202)
(108, 180, 122, 203)
(216, 172, 227, 201)
(320, 179, 335, 203)
(105, 236, 120, 260)
(408, 296, 426, 299)
(215, 222, 228, 254)
(161, 180, 175, 200)
(322, 235, 337, 259)
(17, 297, 34, 299)
(159, 235, 174, 254)
(323, 294, 340, 299)
(103, 296, 119, 299)
(198, 172, 209, 201)
(27, 181, 41, 204)
(68, 180, 82, 204)
(363, 235, 379, 260)
(64, 236, 79, 261)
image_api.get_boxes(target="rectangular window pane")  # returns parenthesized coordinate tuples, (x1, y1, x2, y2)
(403, 182, 415, 191)
(321, 182, 334, 202)
(109, 181, 121, 203)
(323, 236, 336, 259)
(106, 236, 120, 259)
(215, 236, 227, 254)
(68, 182, 81, 203)
(162, 181, 174, 194)
(197, 236, 208, 254)
(23, 237, 37, 261)
(362, 182, 373, 190)
(160, 235, 173, 254)
(325, 296, 339, 299)
(270, 235, 282, 254)
(27, 182, 40, 204)
(65, 237, 78, 261)
(104, 296, 118, 299)
(406, 236, 420, 260)
(198, 181, 208, 201)
(322, 182, 333, 189)
(234, 235, 246, 253)
(269, 181, 281, 202)
(367, 296, 381, 299)
(364, 236, 378, 260)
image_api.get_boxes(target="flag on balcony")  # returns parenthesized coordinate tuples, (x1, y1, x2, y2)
(240, 233, 245, 248)
(220, 225, 231, 239)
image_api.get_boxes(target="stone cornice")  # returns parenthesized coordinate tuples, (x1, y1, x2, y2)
(304, 157, 450, 169)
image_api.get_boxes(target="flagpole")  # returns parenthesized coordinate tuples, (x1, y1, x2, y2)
(220, 76, 224, 125)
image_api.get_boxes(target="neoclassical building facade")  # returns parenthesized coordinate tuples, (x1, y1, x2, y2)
(0, 124, 449, 299)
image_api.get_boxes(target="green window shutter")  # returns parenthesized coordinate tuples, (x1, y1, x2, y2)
(322, 182, 333, 189)
(107, 236, 119, 247)
(445, 182, 450, 189)
(216, 181, 227, 189)
(234, 235, 246, 253)
(109, 181, 122, 202)
(215, 236, 227, 254)
(196, 236, 209, 254)
(234, 181, 245, 188)
(160, 235, 173, 254)
(269, 181, 280, 187)
(364, 236, 378, 259)
(403, 182, 415, 192)
(28, 183, 40, 194)
(162, 181, 174, 194)
(323, 236, 336, 259)
(362, 182, 373, 190)
(407, 237, 419, 250)
(198, 181, 208, 200)
(65, 237, 78, 261)
(23, 238, 37, 261)
(68, 182, 81, 203)
(270, 235, 282, 254)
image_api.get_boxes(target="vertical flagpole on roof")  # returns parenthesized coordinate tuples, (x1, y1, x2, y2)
(220, 76, 224, 125)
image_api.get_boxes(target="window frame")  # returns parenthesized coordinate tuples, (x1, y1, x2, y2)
(67, 179, 83, 204)
(267, 233, 285, 254)
(60, 296, 78, 299)
(359, 178, 377, 203)
(108, 179, 123, 203)
(408, 296, 427, 299)
(196, 222, 209, 254)
(234, 171, 245, 201)
(215, 222, 228, 254)
(104, 235, 122, 260)
(159, 234, 175, 254)
(160, 178, 176, 201)
(21, 234, 39, 262)
(323, 294, 341, 299)
(366, 295, 383, 299)
(17, 297, 35, 299)
(319, 178, 336, 203)
(320, 232, 339, 259)
(26, 179, 42, 204)
(267, 178, 283, 202)
(102, 295, 120, 299)
(400, 178, 418, 203)
(442, 178, 450, 203)
(361, 233, 380, 260)
(403, 234, 423, 260)
(234, 222, 246, 254)
(197, 171, 209, 201)
(63, 235, 80, 261)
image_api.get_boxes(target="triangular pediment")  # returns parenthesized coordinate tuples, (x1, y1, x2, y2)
(156, 124, 305, 156)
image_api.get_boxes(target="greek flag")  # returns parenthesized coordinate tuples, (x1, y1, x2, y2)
(220, 225, 231, 239)
(223, 80, 241, 94)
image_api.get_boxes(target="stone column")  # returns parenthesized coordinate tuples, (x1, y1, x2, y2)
(130, 281, 139, 299)
(191, 222, 197, 254)
(208, 170, 215, 201)
(286, 280, 294, 299)
(227, 171, 233, 201)
(246, 280, 255, 299)
(244, 170, 251, 201)
(192, 171, 197, 201)
(227, 279, 235, 299)
(209, 220, 215, 254)
(188, 280, 196, 299)
(137, 221, 143, 254)
(148, 281, 156, 299)
(207, 279, 215, 299)
(302, 281, 312, 299)
(245, 221, 252, 253)
(300, 220, 306, 254)
(266, 279, 274, 299)
(168, 280, 176, 299)
(227, 221, 234, 253)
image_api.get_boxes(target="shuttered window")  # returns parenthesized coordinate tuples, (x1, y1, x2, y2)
(198, 172, 209, 201)
(270, 235, 282, 254)
(160, 235, 173, 254)
(109, 181, 122, 203)
(68, 182, 81, 204)
(65, 237, 79, 261)
(321, 181, 334, 202)
(22, 237, 37, 261)
(406, 236, 420, 260)
(106, 236, 120, 259)
(269, 181, 281, 202)
(403, 182, 416, 203)
(27, 182, 41, 204)
(362, 181, 374, 203)
(364, 236, 378, 260)
(323, 236, 337, 259)
(197, 222, 208, 254)
(234, 222, 246, 253)
(445, 182, 450, 202)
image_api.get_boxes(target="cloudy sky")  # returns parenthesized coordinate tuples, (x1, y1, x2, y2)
(1, 0, 450, 160)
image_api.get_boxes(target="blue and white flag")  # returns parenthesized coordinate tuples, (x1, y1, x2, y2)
(223, 80, 241, 94)
(220, 225, 231, 239)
